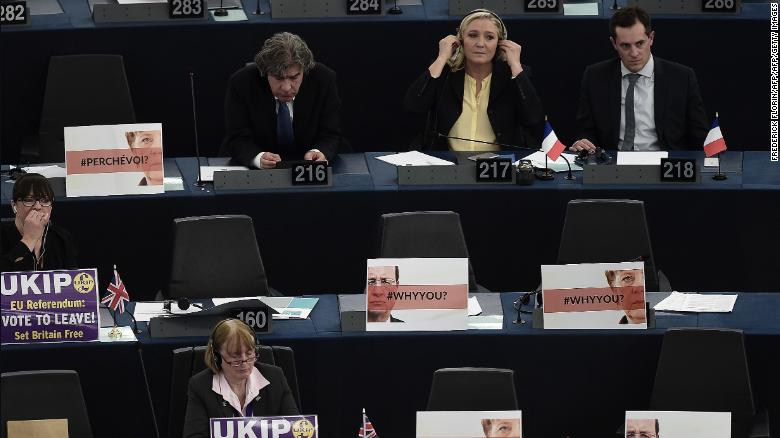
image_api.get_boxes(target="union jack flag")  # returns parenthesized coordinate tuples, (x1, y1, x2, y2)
(358, 409, 378, 438)
(101, 266, 130, 314)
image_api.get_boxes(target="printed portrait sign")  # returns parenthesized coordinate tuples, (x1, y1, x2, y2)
(417, 410, 523, 438)
(625, 411, 730, 438)
(210, 415, 317, 438)
(365, 258, 468, 332)
(65, 123, 165, 197)
(1, 269, 100, 344)
(541, 262, 647, 329)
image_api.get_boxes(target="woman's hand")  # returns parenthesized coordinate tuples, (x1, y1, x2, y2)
(499, 40, 523, 77)
(20, 210, 49, 252)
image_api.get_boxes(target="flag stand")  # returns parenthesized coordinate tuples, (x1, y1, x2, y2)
(107, 309, 123, 339)
(535, 155, 555, 180)
(712, 152, 727, 180)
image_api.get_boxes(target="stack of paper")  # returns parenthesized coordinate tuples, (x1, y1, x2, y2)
(375, 151, 455, 167)
(653, 291, 738, 313)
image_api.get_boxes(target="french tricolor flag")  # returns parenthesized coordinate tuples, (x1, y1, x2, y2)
(542, 120, 566, 161)
(703, 115, 727, 157)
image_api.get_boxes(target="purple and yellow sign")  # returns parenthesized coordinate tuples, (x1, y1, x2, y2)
(210, 415, 318, 438)
(1, 269, 100, 344)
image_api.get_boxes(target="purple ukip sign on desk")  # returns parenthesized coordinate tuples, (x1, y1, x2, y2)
(210, 415, 318, 438)
(1, 269, 100, 344)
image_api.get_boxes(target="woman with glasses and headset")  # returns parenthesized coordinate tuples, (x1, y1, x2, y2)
(183, 318, 299, 437)
(1, 173, 77, 272)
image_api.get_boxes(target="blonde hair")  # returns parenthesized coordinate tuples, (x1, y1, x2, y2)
(448, 10, 508, 72)
(204, 319, 257, 373)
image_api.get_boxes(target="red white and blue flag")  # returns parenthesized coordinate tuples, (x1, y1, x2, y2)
(541, 120, 567, 161)
(703, 115, 727, 157)
(359, 409, 378, 438)
(101, 266, 130, 314)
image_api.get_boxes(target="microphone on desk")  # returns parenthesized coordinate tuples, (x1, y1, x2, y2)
(190, 72, 206, 188)
(435, 133, 576, 181)
(163, 297, 204, 313)
(388, 0, 402, 14)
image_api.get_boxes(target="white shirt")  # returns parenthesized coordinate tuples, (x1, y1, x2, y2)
(618, 56, 660, 151)
(212, 367, 270, 416)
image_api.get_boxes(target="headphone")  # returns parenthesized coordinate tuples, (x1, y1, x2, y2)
(458, 9, 508, 40)
(208, 318, 261, 370)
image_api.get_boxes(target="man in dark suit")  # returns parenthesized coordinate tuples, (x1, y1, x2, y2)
(222, 32, 344, 168)
(572, 7, 709, 153)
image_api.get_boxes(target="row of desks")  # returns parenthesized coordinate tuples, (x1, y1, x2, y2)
(2, 151, 779, 297)
(2, 291, 779, 437)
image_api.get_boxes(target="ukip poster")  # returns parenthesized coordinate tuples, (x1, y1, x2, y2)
(1, 269, 100, 344)
(65, 123, 165, 197)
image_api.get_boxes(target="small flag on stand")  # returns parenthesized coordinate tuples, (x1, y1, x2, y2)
(358, 408, 378, 438)
(703, 113, 728, 157)
(541, 119, 567, 161)
(101, 265, 130, 314)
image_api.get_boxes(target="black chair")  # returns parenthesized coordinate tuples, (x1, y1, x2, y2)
(379, 211, 486, 292)
(648, 328, 770, 438)
(21, 54, 136, 164)
(557, 199, 667, 292)
(1, 370, 93, 438)
(168, 344, 301, 438)
(426, 367, 518, 410)
(165, 215, 275, 299)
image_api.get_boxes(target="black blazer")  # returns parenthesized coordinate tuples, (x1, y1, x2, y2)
(404, 61, 545, 150)
(575, 56, 709, 151)
(221, 63, 344, 167)
(182, 364, 300, 438)
(0, 220, 77, 272)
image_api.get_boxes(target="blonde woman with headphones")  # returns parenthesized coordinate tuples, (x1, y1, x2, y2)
(404, 9, 545, 152)
(1, 173, 77, 272)
(183, 318, 299, 437)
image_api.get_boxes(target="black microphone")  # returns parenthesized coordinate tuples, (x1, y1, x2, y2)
(252, 0, 263, 15)
(612, 0, 619, 10)
(388, 0, 402, 14)
(163, 297, 204, 312)
(214, 0, 228, 16)
(189, 72, 206, 188)
(436, 133, 576, 181)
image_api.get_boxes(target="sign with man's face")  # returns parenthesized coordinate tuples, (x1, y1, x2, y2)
(541, 262, 647, 329)
(625, 411, 730, 438)
(365, 258, 468, 332)
(416, 411, 522, 438)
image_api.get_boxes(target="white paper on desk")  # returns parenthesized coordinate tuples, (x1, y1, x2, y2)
(164, 177, 184, 191)
(375, 151, 455, 167)
(467, 297, 482, 316)
(20, 165, 67, 178)
(131, 301, 199, 322)
(654, 291, 738, 312)
(210, 296, 317, 319)
(517, 151, 582, 172)
(200, 166, 249, 182)
(616, 151, 668, 165)
(467, 315, 503, 330)
(211, 8, 248, 21)
(563, 2, 599, 15)
(704, 157, 720, 167)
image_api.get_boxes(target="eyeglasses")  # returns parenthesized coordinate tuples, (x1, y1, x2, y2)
(222, 355, 257, 367)
(18, 197, 52, 207)
(626, 433, 656, 438)
(366, 278, 397, 286)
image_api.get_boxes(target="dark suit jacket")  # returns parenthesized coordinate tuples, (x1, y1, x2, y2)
(575, 56, 709, 151)
(404, 61, 545, 150)
(182, 364, 299, 438)
(221, 63, 344, 167)
(0, 220, 77, 272)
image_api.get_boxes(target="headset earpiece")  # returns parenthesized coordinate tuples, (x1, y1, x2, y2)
(12, 205, 17, 214)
